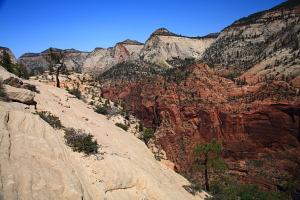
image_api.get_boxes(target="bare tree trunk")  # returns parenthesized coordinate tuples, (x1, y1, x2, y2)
(205, 154, 210, 191)
(56, 65, 62, 88)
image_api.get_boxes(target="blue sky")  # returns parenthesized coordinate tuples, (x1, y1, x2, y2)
(0, 0, 286, 58)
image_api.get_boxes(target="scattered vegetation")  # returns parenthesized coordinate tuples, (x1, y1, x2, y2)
(100, 60, 164, 83)
(64, 128, 99, 155)
(35, 111, 64, 129)
(115, 122, 129, 131)
(67, 87, 81, 99)
(208, 178, 286, 200)
(35, 111, 100, 155)
(94, 104, 108, 115)
(138, 121, 144, 132)
(23, 83, 39, 93)
(0, 50, 30, 79)
(182, 182, 202, 196)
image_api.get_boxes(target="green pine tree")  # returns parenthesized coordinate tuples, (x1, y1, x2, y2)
(140, 128, 156, 145)
(193, 138, 227, 192)
(0, 51, 14, 73)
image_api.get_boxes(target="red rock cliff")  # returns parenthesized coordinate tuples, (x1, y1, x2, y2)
(102, 64, 300, 194)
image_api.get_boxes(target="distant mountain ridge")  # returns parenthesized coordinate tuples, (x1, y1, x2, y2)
(14, 0, 300, 84)
(229, 0, 300, 28)
(18, 48, 89, 73)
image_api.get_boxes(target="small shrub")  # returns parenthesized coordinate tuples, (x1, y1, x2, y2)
(94, 105, 108, 115)
(115, 123, 129, 131)
(138, 121, 144, 132)
(182, 182, 202, 196)
(35, 111, 64, 129)
(23, 84, 39, 93)
(68, 88, 81, 99)
(64, 128, 99, 155)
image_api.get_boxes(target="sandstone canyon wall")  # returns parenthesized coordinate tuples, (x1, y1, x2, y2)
(102, 62, 300, 198)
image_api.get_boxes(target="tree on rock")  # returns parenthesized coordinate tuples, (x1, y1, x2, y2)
(192, 138, 227, 192)
(0, 51, 14, 73)
(46, 48, 65, 88)
(139, 128, 156, 146)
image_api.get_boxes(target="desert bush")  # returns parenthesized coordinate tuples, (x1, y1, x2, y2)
(138, 121, 144, 132)
(64, 128, 99, 155)
(115, 123, 129, 131)
(208, 177, 284, 200)
(182, 182, 202, 196)
(35, 111, 64, 129)
(68, 88, 81, 99)
(23, 83, 39, 93)
(94, 104, 108, 115)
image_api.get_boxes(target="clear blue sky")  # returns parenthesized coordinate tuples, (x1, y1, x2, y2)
(0, 0, 286, 58)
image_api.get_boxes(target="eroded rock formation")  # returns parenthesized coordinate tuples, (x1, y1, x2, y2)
(102, 63, 300, 196)
(81, 40, 144, 75)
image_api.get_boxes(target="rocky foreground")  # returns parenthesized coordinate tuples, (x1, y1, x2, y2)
(0, 66, 209, 199)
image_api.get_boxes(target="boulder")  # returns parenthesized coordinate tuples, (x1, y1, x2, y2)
(5, 85, 35, 104)
(3, 77, 23, 88)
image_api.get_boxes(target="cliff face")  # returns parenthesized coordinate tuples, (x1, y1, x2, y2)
(201, 0, 300, 86)
(0, 47, 17, 64)
(139, 28, 216, 68)
(18, 48, 89, 72)
(81, 40, 144, 75)
(102, 63, 300, 196)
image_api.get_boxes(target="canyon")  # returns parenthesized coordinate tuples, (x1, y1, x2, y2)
(1, 0, 300, 199)
(99, 1, 300, 198)
(0, 65, 208, 199)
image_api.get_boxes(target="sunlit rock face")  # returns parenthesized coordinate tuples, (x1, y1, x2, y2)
(81, 40, 144, 75)
(81, 29, 216, 75)
(201, 1, 300, 85)
(139, 28, 216, 68)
